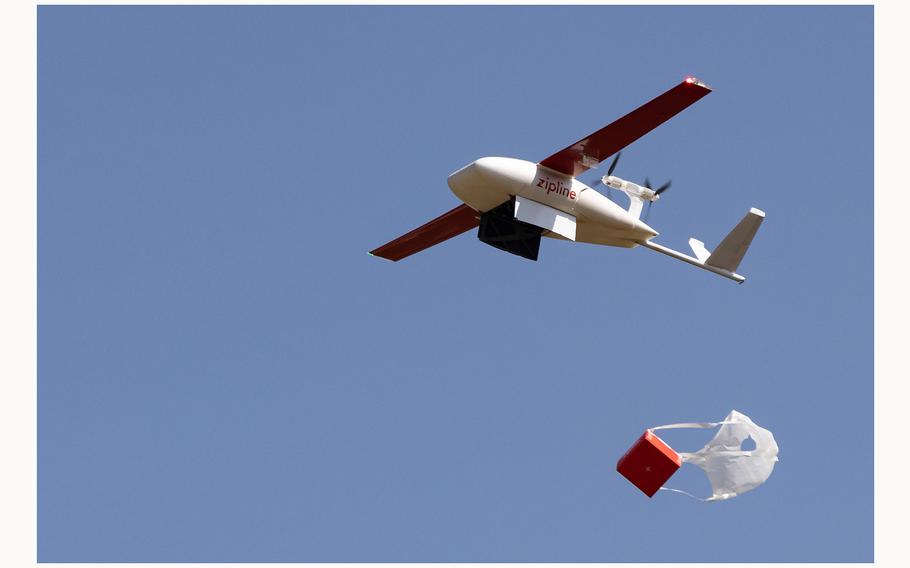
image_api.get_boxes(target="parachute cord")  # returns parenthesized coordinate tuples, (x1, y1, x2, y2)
(649, 420, 739, 431)
(658, 487, 711, 502)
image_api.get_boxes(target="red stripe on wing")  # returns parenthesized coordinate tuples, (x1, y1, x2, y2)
(370, 203, 479, 261)
(539, 79, 712, 177)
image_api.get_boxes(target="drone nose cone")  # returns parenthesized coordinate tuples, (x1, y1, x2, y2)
(448, 162, 476, 193)
(448, 157, 536, 212)
(472, 157, 537, 187)
(473, 157, 502, 178)
(447, 160, 503, 211)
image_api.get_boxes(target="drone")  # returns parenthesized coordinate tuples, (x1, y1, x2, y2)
(370, 78, 764, 283)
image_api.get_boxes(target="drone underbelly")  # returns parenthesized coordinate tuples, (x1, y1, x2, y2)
(542, 221, 649, 248)
(568, 223, 641, 247)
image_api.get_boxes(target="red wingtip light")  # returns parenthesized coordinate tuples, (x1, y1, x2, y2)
(685, 76, 697, 84)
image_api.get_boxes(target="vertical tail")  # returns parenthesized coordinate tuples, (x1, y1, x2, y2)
(701, 208, 765, 273)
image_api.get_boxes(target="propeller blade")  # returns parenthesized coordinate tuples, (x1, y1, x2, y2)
(644, 177, 652, 190)
(655, 180, 672, 195)
(644, 201, 653, 221)
(607, 152, 621, 176)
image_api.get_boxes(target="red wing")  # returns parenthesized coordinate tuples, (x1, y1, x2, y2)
(370, 203, 479, 261)
(539, 78, 712, 177)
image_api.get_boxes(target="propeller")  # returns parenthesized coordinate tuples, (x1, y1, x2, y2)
(588, 152, 621, 186)
(587, 152, 622, 201)
(643, 177, 671, 196)
(642, 178, 672, 222)
(607, 151, 621, 176)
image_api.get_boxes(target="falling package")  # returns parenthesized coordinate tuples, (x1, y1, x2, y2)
(616, 410, 779, 501)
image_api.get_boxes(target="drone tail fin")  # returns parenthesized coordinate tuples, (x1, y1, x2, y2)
(640, 208, 765, 283)
(703, 208, 765, 273)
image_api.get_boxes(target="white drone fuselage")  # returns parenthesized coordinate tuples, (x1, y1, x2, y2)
(447, 156, 657, 248)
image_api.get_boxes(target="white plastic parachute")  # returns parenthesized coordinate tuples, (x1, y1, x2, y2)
(651, 410, 779, 501)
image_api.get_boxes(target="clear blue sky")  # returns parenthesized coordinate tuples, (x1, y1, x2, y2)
(38, 5, 873, 562)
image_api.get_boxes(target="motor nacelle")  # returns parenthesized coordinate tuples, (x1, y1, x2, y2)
(601, 175, 660, 202)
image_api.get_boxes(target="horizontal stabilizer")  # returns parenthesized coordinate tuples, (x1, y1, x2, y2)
(688, 238, 711, 263)
(705, 208, 765, 273)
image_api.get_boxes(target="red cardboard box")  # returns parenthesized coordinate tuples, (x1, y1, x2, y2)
(616, 430, 682, 497)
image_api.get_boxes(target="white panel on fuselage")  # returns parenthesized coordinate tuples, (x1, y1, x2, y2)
(514, 196, 577, 241)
